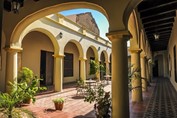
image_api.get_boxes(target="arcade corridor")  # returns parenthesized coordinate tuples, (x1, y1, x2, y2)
(143, 78, 177, 118)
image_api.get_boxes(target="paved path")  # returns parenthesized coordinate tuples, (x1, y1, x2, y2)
(25, 83, 111, 118)
(24, 78, 177, 118)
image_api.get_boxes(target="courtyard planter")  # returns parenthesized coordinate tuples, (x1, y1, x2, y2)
(52, 98, 65, 111)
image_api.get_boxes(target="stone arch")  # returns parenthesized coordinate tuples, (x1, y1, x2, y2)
(63, 39, 83, 83)
(123, 0, 142, 28)
(86, 45, 99, 61)
(128, 10, 140, 48)
(64, 39, 84, 59)
(13, 27, 59, 55)
(100, 50, 108, 62)
(21, 30, 55, 88)
(10, 2, 108, 45)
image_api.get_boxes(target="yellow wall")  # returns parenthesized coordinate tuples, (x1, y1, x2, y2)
(64, 42, 79, 83)
(168, 12, 177, 91)
(22, 31, 54, 76)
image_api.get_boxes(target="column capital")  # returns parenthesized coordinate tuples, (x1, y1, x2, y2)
(106, 30, 131, 41)
(105, 60, 110, 63)
(4, 46, 22, 52)
(79, 57, 87, 61)
(53, 54, 65, 58)
(140, 53, 147, 58)
(129, 48, 142, 53)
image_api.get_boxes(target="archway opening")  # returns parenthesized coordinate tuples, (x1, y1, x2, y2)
(63, 42, 80, 85)
(100, 51, 106, 80)
(153, 55, 164, 77)
(22, 31, 55, 91)
(86, 47, 96, 79)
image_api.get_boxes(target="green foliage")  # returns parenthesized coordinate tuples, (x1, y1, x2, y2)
(0, 67, 46, 118)
(16, 67, 46, 103)
(84, 84, 111, 118)
(128, 65, 148, 91)
(52, 98, 65, 103)
(76, 79, 85, 87)
(17, 67, 34, 84)
(0, 88, 36, 118)
(89, 60, 106, 79)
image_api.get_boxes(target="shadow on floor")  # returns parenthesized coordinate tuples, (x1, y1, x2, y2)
(73, 110, 96, 118)
(71, 96, 85, 99)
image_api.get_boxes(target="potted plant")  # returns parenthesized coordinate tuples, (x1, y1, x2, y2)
(17, 67, 46, 104)
(52, 98, 65, 110)
(84, 84, 111, 118)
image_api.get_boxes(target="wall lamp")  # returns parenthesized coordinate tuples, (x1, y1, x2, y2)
(98, 47, 100, 51)
(58, 32, 63, 39)
(12, 0, 23, 13)
(4, 0, 39, 14)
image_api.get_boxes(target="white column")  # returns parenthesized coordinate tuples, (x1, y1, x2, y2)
(107, 30, 129, 118)
(5, 47, 22, 93)
(53, 54, 64, 92)
(79, 58, 87, 80)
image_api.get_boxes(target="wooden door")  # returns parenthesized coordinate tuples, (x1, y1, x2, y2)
(40, 50, 54, 86)
(46, 52, 54, 85)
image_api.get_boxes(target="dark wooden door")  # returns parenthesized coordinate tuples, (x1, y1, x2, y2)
(40, 50, 54, 86)
(46, 52, 54, 85)
(153, 60, 158, 77)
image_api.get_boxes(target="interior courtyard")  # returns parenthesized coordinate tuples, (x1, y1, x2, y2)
(1, 0, 177, 118)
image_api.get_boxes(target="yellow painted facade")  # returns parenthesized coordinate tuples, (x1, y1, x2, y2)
(0, 1, 176, 117)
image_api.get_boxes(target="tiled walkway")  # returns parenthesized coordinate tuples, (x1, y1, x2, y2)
(143, 78, 177, 118)
(24, 78, 177, 118)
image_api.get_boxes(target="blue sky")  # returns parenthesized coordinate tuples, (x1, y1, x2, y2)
(60, 9, 109, 40)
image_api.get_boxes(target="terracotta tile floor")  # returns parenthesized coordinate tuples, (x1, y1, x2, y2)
(23, 80, 157, 118)
(24, 82, 111, 118)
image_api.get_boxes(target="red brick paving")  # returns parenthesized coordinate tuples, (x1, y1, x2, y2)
(23, 81, 155, 118)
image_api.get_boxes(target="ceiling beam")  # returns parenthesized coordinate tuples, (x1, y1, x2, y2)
(144, 22, 174, 29)
(143, 16, 175, 25)
(146, 30, 172, 35)
(145, 26, 173, 33)
(146, 28, 172, 34)
(138, 0, 177, 12)
(144, 18, 174, 28)
(144, 23, 173, 30)
(142, 11, 176, 24)
(141, 10, 176, 20)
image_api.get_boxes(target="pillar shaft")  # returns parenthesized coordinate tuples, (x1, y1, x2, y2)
(146, 61, 150, 82)
(95, 60, 100, 81)
(79, 58, 86, 80)
(129, 49, 143, 102)
(105, 61, 110, 75)
(53, 55, 64, 92)
(5, 47, 21, 93)
(141, 55, 147, 91)
(107, 30, 129, 118)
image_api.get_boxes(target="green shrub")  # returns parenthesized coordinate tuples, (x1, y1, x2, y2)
(52, 98, 65, 103)
(84, 84, 111, 118)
